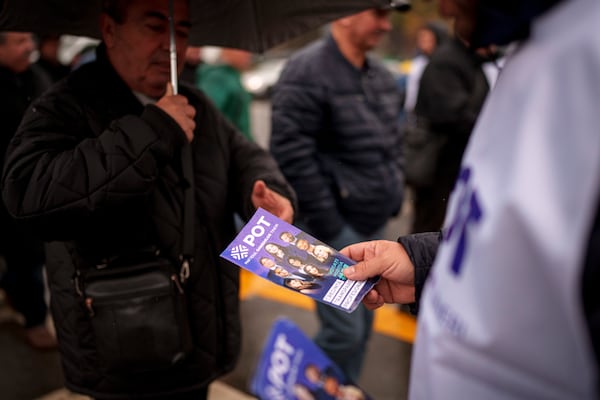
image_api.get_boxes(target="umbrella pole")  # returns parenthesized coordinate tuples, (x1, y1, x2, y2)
(168, 0, 178, 94)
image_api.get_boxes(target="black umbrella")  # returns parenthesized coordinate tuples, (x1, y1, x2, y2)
(0, 0, 409, 91)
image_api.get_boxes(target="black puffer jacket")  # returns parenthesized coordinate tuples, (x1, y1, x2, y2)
(0, 64, 51, 261)
(414, 37, 489, 193)
(1, 46, 296, 398)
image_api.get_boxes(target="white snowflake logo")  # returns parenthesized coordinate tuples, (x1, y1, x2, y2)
(231, 245, 249, 260)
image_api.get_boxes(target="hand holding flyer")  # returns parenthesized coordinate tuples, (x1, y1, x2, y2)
(220, 208, 379, 313)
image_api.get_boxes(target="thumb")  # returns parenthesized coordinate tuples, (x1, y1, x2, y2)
(343, 243, 378, 280)
(343, 262, 367, 281)
(252, 180, 267, 199)
(165, 82, 174, 96)
(344, 260, 382, 282)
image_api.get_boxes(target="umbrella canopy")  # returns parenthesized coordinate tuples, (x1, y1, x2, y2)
(0, 0, 397, 53)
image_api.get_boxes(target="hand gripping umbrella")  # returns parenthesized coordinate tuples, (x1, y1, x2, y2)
(0, 0, 409, 93)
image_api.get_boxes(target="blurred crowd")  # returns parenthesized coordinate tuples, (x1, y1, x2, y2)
(1, 0, 598, 399)
(0, 15, 484, 394)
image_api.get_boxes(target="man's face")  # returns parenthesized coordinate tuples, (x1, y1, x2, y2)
(313, 245, 331, 259)
(280, 232, 294, 243)
(102, 0, 191, 98)
(323, 376, 340, 395)
(438, 0, 478, 43)
(274, 267, 290, 278)
(260, 258, 275, 268)
(39, 36, 60, 62)
(0, 32, 35, 73)
(305, 365, 321, 383)
(345, 9, 392, 52)
(288, 258, 302, 267)
(416, 28, 437, 55)
(304, 265, 320, 275)
(288, 279, 304, 289)
(296, 239, 309, 251)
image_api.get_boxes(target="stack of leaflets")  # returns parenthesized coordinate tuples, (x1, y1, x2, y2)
(220, 208, 379, 313)
(250, 318, 372, 400)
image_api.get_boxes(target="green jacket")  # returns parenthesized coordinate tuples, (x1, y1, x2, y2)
(197, 64, 252, 141)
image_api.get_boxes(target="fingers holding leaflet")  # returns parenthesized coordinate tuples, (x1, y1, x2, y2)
(362, 290, 386, 311)
(342, 240, 416, 306)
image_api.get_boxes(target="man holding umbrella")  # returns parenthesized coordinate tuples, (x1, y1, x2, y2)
(1, 0, 295, 399)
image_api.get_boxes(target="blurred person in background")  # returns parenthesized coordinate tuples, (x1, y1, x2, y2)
(35, 34, 70, 83)
(58, 34, 102, 71)
(270, 5, 405, 383)
(410, 28, 490, 233)
(0, 31, 55, 350)
(180, 45, 202, 85)
(403, 21, 448, 113)
(197, 47, 254, 141)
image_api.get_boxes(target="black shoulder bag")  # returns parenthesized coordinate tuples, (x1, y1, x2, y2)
(75, 144, 196, 373)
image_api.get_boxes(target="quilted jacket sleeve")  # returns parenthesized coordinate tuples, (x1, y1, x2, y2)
(398, 231, 442, 315)
(217, 101, 298, 222)
(1, 86, 186, 240)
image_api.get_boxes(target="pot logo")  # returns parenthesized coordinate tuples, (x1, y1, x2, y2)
(231, 244, 249, 260)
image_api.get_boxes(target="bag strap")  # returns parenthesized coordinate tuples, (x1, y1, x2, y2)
(179, 143, 195, 283)
(72, 143, 196, 289)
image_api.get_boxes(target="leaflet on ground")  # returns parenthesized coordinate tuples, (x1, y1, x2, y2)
(220, 208, 379, 313)
(250, 317, 372, 400)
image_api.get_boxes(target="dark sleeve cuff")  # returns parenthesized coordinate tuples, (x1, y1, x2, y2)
(397, 231, 442, 315)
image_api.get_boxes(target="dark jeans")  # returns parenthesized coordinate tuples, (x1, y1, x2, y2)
(0, 222, 47, 328)
(312, 223, 384, 383)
